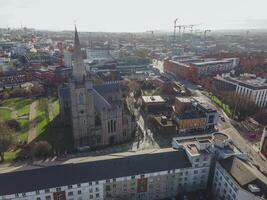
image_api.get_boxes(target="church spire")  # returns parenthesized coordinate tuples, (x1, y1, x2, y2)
(73, 25, 86, 83)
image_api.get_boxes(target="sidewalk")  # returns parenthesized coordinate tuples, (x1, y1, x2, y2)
(27, 101, 37, 144)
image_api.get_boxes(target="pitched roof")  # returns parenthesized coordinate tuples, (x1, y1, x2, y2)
(94, 82, 120, 94)
(219, 156, 256, 187)
(0, 150, 191, 196)
(219, 156, 267, 196)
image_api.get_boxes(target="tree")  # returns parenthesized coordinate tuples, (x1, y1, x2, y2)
(30, 83, 44, 96)
(32, 141, 52, 158)
(0, 123, 16, 162)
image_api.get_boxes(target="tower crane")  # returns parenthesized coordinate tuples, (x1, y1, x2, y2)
(146, 30, 154, 37)
(173, 18, 178, 42)
(204, 29, 211, 39)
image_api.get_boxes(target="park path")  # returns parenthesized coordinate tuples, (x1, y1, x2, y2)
(11, 107, 17, 119)
(0, 107, 17, 120)
(27, 101, 37, 144)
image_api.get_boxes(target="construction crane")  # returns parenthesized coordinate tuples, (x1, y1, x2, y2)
(204, 29, 211, 40)
(146, 30, 154, 37)
(173, 18, 179, 42)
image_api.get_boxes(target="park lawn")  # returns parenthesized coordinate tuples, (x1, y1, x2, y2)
(18, 118, 29, 142)
(36, 99, 49, 135)
(3, 150, 19, 162)
(16, 99, 31, 117)
(0, 108, 11, 120)
(36, 97, 60, 136)
(1, 97, 31, 117)
(36, 97, 74, 152)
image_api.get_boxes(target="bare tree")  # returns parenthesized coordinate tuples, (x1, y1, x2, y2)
(0, 123, 16, 162)
(32, 141, 52, 158)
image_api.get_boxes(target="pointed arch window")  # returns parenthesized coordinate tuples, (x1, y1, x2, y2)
(79, 92, 84, 104)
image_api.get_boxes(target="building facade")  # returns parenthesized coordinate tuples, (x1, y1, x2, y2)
(213, 157, 266, 200)
(214, 74, 267, 108)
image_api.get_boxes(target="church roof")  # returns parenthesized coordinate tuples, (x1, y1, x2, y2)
(92, 88, 112, 110)
(94, 82, 120, 94)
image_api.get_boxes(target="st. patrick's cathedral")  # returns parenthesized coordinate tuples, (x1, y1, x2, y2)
(59, 27, 135, 149)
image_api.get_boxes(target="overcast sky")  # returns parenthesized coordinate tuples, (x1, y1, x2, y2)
(1, 0, 267, 32)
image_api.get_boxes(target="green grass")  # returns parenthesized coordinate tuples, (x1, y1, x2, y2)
(36, 99, 49, 135)
(36, 98, 60, 136)
(142, 89, 157, 96)
(0, 108, 11, 120)
(36, 97, 73, 152)
(17, 99, 31, 117)
(1, 97, 31, 117)
(18, 118, 29, 142)
(3, 150, 18, 162)
(203, 92, 232, 116)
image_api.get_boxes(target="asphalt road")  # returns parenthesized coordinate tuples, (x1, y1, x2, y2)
(167, 73, 267, 173)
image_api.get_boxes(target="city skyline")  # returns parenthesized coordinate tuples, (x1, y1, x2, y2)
(1, 0, 267, 32)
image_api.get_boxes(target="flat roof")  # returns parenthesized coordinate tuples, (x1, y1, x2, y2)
(154, 116, 176, 127)
(0, 150, 191, 196)
(142, 95, 165, 103)
(175, 97, 192, 103)
(215, 76, 267, 90)
(193, 60, 231, 66)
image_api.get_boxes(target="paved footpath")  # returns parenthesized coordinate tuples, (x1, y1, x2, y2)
(27, 101, 37, 144)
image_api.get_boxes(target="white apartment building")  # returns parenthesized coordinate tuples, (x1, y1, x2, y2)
(0, 148, 211, 200)
(214, 74, 267, 108)
(213, 156, 267, 200)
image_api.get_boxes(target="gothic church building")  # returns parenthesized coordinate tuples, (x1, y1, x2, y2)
(59, 27, 135, 149)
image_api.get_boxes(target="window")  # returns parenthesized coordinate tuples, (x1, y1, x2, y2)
(36, 191, 40, 195)
(89, 188, 93, 193)
(15, 194, 19, 198)
(131, 175, 135, 179)
(68, 185, 73, 189)
(95, 181, 99, 185)
(77, 183, 81, 188)
(56, 187, 61, 192)
(113, 120, 116, 132)
(45, 189, 50, 193)
(194, 170, 198, 174)
(79, 92, 84, 104)
(68, 192, 73, 196)
(22, 193, 26, 197)
(96, 193, 100, 198)
(195, 158, 200, 162)
(108, 121, 111, 133)
(95, 187, 99, 192)
(106, 179, 110, 183)
(37, 197, 41, 200)
(77, 190, 82, 195)
(106, 185, 111, 191)
(113, 178, 116, 182)
(45, 196, 51, 200)
(89, 195, 93, 199)
(89, 182, 92, 186)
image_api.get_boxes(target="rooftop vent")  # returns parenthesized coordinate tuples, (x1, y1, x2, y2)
(248, 184, 260, 193)
(161, 115, 167, 125)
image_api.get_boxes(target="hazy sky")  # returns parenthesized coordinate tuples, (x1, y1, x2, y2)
(1, 0, 267, 32)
